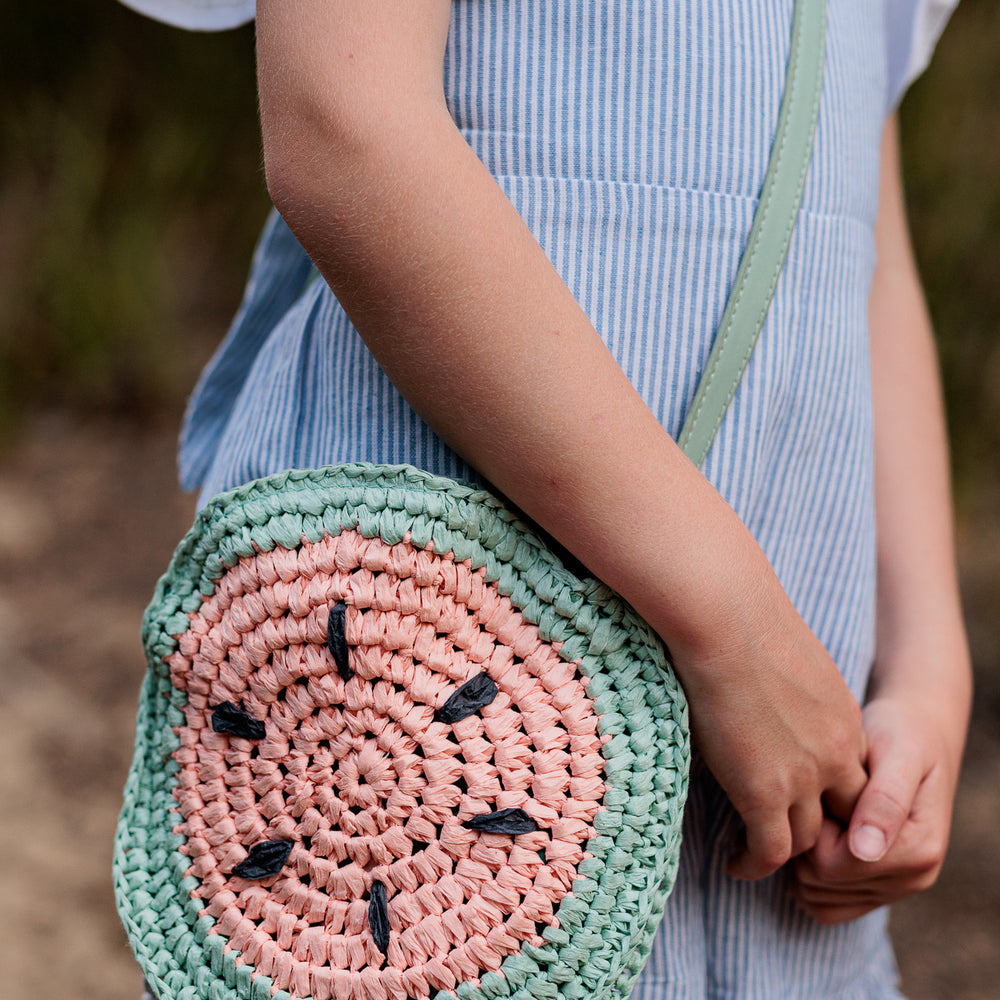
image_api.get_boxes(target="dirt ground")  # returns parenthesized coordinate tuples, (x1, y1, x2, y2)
(1, 410, 997, 999)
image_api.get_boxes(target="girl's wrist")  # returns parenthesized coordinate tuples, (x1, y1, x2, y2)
(617, 505, 788, 672)
(869, 619, 971, 699)
(865, 639, 972, 772)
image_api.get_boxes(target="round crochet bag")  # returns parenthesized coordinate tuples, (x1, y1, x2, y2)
(114, 465, 689, 1000)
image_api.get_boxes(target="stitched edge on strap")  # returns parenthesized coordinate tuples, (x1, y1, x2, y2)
(677, 0, 827, 468)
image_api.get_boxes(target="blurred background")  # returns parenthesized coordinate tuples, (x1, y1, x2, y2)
(0, 1, 996, 997)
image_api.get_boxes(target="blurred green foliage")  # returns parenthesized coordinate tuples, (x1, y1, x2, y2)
(900, 0, 1000, 510)
(0, 0, 996, 506)
(0, 0, 268, 429)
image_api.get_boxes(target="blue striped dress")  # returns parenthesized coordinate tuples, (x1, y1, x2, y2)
(125, 1, 956, 996)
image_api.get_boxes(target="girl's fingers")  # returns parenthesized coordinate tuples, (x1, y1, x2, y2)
(727, 811, 793, 881)
(801, 816, 846, 876)
(727, 759, 866, 881)
(794, 877, 884, 906)
(847, 730, 925, 863)
(796, 862, 926, 897)
(797, 901, 877, 926)
(820, 757, 869, 828)
(789, 799, 825, 858)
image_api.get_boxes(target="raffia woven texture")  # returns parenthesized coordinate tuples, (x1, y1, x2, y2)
(114, 464, 689, 1000)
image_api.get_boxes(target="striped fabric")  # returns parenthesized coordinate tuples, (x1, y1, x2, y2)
(176, 3, 951, 997)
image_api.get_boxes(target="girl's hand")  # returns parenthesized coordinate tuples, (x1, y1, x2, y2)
(792, 693, 963, 924)
(670, 576, 869, 882)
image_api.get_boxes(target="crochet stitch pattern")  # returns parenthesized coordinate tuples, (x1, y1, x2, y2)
(114, 465, 689, 1000)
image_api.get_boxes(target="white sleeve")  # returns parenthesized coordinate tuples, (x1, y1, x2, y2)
(884, 0, 959, 110)
(117, 0, 254, 31)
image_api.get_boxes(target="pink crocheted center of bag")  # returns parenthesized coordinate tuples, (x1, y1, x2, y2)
(169, 530, 606, 1000)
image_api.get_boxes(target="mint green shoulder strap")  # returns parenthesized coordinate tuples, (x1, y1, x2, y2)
(677, 0, 827, 468)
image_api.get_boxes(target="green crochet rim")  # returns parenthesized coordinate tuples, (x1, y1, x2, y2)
(113, 463, 690, 1000)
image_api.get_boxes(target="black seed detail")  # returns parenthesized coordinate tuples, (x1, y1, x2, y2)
(463, 807, 540, 835)
(231, 840, 293, 880)
(327, 602, 352, 680)
(211, 702, 266, 740)
(435, 672, 499, 724)
(369, 880, 390, 953)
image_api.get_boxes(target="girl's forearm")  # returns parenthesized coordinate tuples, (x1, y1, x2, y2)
(868, 115, 971, 749)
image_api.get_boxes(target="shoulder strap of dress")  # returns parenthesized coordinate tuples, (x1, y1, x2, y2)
(677, 0, 827, 468)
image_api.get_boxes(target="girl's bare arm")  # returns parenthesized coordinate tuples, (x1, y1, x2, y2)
(794, 114, 972, 923)
(258, 0, 868, 879)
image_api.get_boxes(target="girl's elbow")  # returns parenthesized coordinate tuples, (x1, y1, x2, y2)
(262, 140, 308, 224)
(261, 100, 393, 226)
(261, 106, 336, 220)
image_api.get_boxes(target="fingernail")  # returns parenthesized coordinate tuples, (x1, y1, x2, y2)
(850, 824, 887, 862)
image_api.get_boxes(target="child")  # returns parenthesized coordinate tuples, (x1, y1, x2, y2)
(122, 1, 972, 996)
